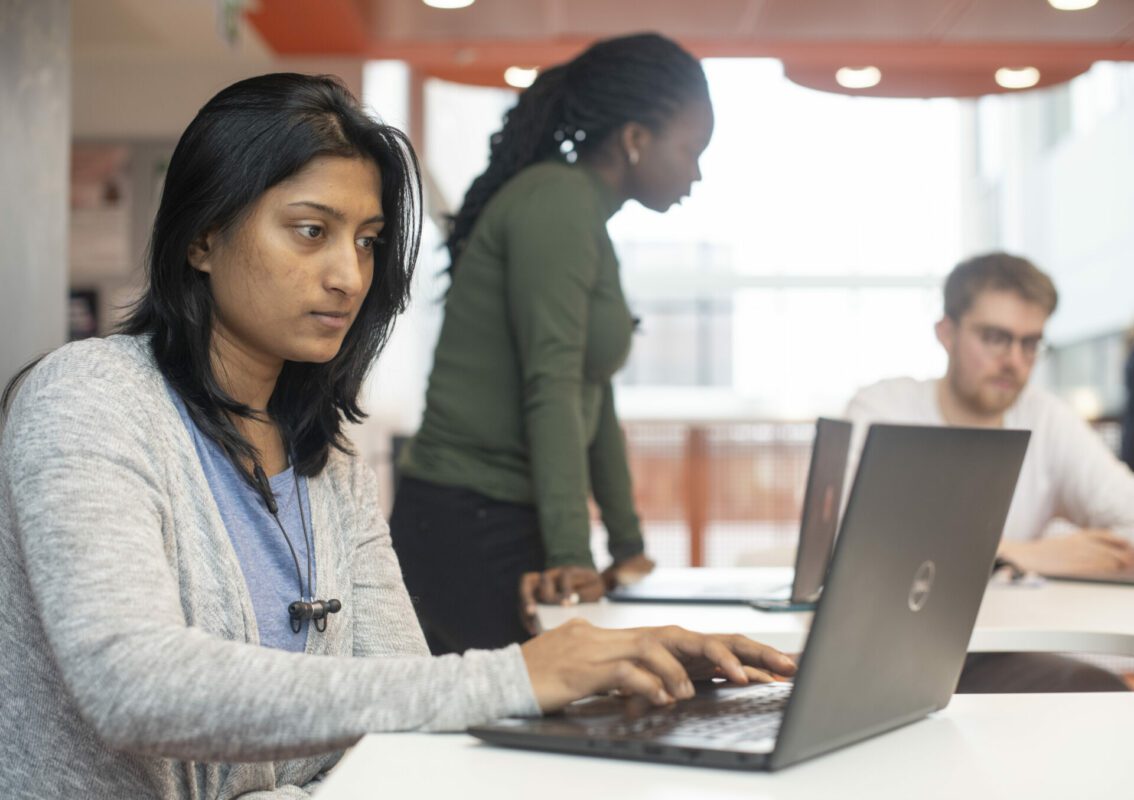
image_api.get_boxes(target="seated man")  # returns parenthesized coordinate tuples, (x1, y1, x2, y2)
(844, 251, 1134, 691)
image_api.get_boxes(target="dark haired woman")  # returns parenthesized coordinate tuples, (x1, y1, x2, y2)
(391, 33, 714, 653)
(0, 73, 791, 798)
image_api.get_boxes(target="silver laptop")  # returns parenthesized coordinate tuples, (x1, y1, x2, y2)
(606, 417, 852, 611)
(470, 424, 1030, 771)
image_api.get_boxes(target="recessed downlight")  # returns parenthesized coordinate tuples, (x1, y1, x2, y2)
(835, 66, 882, 89)
(1048, 0, 1099, 10)
(504, 66, 539, 89)
(995, 67, 1041, 90)
(422, 0, 475, 9)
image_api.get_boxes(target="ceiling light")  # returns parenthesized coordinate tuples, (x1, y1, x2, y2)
(995, 67, 1041, 89)
(422, 0, 475, 9)
(835, 66, 882, 90)
(1048, 0, 1099, 10)
(504, 66, 539, 89)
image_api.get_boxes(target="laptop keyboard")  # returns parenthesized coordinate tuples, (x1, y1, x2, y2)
(590, 681, 792, 744)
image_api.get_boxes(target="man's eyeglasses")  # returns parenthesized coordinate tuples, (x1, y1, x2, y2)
(969, 324, 1048, 360)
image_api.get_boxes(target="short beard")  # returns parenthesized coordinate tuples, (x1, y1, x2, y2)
(961, 378, 1021, 418)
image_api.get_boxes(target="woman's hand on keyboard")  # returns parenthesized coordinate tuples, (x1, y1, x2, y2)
(520, 619, 797, 713)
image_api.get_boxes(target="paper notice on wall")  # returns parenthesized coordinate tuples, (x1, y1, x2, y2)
(70, 144, 131, 282)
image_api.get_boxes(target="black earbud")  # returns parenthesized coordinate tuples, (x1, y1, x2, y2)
(253, 457, 342, 634)
(288, 598, 342, 632)
(288, 598, 342, 620)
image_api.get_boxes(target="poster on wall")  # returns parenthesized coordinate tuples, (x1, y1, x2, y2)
(70, 144, 131, 284)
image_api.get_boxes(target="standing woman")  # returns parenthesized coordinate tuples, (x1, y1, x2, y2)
(0, 73, 792, 799)
(392, 33, 714, 653)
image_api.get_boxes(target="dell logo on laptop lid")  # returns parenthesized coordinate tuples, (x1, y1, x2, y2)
(908, 560, 935, 612)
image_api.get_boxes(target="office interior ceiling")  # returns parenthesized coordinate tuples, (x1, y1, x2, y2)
(75, 0, 1134, 96)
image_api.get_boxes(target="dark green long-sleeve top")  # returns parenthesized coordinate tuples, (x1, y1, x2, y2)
(399, 161, 645, 569)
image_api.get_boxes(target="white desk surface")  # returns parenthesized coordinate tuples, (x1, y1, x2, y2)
(539, 567, 1134, 656)
(316, 693, 1134, 800)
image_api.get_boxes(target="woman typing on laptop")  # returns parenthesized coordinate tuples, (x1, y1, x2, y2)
(0, 73, 794, 799)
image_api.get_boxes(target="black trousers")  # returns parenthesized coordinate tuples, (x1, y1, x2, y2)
(390, 477, 545, 655)
(957, 652, 1129, 693)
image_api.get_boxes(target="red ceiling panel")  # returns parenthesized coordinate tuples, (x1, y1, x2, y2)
(245, 0, 1134, 97)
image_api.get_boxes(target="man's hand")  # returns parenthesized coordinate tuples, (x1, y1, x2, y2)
(518, 566, 606, 635)
(999, 530, 1134, 575)
(520, 619, 797, 713)
(602, 552, 656, 590)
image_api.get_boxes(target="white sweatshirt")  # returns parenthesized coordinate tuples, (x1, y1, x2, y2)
(844, 377, 1134, 543)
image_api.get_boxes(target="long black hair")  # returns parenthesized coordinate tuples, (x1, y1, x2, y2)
(5, 73, 421, 484)
(445, 32, 708, 270)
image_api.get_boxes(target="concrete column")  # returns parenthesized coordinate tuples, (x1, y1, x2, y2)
(0, 0, 70, 386)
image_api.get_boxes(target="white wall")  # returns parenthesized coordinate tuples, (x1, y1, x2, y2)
(968, 67, 1134, 344)
(1022, 104, 1134, 343)
(73, 56, 366, 140)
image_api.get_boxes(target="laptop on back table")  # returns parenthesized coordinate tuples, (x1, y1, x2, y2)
(607, 417, 853, 611)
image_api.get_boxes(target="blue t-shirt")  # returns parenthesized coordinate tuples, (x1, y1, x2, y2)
(169, 389, 314, 652)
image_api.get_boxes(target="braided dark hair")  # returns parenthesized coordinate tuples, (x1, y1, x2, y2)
(445, 32, 708, 271)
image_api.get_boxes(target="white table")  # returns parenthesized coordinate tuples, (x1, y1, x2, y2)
(539, 568, 1134, 656)
(316, 694, 1134, 799)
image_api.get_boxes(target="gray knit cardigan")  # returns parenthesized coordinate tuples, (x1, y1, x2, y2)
(0, 335, 538, 799)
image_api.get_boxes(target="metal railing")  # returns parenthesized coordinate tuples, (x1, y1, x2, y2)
(616, 418, 1126, 568)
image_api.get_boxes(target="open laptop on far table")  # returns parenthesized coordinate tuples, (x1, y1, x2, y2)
(470, 424, 1030, 771)
(606, 417, 852, 612)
